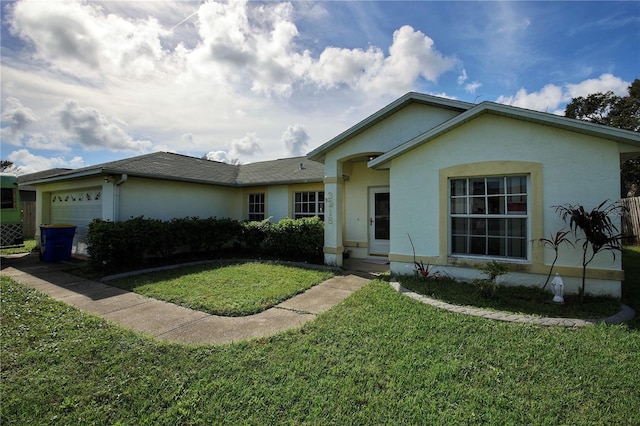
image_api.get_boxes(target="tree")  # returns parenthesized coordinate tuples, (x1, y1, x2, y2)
(565, 79, 640, 196)
(0, 160, 20, 173)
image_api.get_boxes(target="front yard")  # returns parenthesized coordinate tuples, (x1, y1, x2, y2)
(105, 262, 335, 316)
(2, 254, 639, 424)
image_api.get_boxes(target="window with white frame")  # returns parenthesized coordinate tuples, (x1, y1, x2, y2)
(450, 175, 528, 259)
(294, 191, 324, 220)
(248, 193, 265, 221)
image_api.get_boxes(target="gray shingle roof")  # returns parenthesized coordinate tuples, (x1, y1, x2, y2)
(237, 156, 324, 185)
(20, 152, 324, 187)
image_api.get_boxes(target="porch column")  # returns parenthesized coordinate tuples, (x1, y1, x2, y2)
(323, 167, 345, 267)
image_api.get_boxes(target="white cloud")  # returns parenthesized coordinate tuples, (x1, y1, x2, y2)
(282, 124, 310, 156)
(9, 0, 170, 81)
(565, 73, 629, 98)
(7, 148, 84, 174)
(189, 0, 311, 98)
(204, 150, 239, 165)
(309, 25, 457, 96)
(496, 74, 632, 113)
(496, 84, 565, 111)
(58, 100, 153, 152)
(1, 97, 39, 144)
(465, 81, 482, 94)
(230, 132, 262, 157)
(457, 69, 468, 85)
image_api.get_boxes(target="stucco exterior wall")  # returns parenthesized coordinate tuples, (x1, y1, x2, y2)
(321, 103, 456, 264)
(323, 103, 460, 175)
(388, 113, 623, 296)
(342, 162, 389, 258)
(119, 177, 241, 221)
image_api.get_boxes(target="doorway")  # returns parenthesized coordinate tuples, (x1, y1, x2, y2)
(368, 187, 390, 255)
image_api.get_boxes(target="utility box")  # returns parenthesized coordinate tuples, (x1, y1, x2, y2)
(40, 224, 76, 262)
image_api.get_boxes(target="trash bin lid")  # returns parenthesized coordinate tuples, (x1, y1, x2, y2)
(41, 224, 77, 229)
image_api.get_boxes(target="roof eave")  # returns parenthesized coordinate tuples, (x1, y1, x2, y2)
(369, 102, 640, 169)
(20, 169, 104, 185)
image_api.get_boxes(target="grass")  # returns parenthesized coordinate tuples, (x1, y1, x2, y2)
(0, 239, 36, 255)
(2, 275, 639, 425)
(622, 246, 640, 327)
(106, 261, 335, 316)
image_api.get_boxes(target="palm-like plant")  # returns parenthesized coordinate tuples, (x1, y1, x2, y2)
(554, 200, 626, 301)
(534, 230, 575, 291)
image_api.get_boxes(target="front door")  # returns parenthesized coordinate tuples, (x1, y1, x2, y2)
(369, 187, 390, 255)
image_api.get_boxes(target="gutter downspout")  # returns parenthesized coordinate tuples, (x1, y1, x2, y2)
(113, 174, 128, 222)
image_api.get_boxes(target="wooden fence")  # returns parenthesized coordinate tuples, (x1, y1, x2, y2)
(621, 197, 640, 246)
(21, 201, 36, 239)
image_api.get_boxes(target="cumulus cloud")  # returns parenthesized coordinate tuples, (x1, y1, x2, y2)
(308, 25, 457, 96)
(58, 100, 153, 152)
(7, 148, 84, 174)
(282, 124, 310, 156)
(496, 84, 564, 111)
(9, 0, 169, 80)
(190, 0, 310, 97)
(565, 73, 629, 98)
(496, 74, 631, 114)
(230, 132, 262, 157)
(1, 97, 39, 144)
(204, 150, 240, 165)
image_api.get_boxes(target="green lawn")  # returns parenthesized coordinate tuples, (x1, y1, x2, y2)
(106, 262, 335, 316)
(0, 239, 36, 255)
(2, 273, 639, 425)
(623, 246, 640, 326)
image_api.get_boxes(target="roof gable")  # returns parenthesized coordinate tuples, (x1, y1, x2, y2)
(307, 92, 473, 162)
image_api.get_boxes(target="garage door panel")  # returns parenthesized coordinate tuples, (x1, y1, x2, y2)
(50, 189, 102, 255)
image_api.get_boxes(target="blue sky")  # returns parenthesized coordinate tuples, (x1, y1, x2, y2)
(1, 0, 638, 173)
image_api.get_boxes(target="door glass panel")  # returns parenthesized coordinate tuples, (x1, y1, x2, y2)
(374, 192, 390, 240)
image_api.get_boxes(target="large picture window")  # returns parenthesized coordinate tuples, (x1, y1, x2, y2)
(294, 191, 324, 220)
(450, 175, 528, 259)
(248, 193, 265, 221)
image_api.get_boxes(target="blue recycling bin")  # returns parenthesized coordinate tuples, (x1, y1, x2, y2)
(40, 224, 76, 262)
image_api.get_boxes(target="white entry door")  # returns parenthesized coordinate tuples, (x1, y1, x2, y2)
(368, 187, 390, 255)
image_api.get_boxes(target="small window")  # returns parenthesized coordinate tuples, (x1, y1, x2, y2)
(248, 193, 265, 221)
(294, 191, 324, 220)
(1, 188, 15, 209)
(450, 176, 528, 259)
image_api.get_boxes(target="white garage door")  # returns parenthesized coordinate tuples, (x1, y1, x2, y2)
(50, 188, 102, 255)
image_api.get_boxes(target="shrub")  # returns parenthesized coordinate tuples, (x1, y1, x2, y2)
(237, 219, 272, 253)
(264, 217, 324, 261)
(473, 260, 509, 298)
(86, 216, 324, 274)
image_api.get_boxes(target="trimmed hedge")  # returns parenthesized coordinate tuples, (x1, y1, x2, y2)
(86, 216, 324, 274)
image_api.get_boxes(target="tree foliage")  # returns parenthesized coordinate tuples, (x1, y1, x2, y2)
(1, 160, 20, 173)
(564, 79, 640, 196)
(555, 200, 626, 301)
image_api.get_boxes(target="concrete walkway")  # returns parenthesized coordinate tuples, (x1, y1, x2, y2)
(1, 253, 635, 347)
(390, 281, 636, 327)
(1, 253, 369, 345)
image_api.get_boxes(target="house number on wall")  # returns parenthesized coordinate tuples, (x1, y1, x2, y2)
(326, 191, 334, 224)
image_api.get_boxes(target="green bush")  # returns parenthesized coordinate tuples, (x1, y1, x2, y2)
(86, 216, 325, 274)
(264, 217, 324, 261)
(237, 219, 272, 253)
